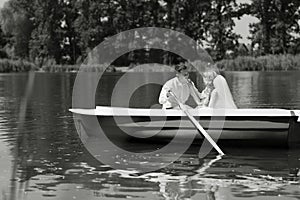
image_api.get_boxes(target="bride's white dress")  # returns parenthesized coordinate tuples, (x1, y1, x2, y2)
(208, 75, 237, 109)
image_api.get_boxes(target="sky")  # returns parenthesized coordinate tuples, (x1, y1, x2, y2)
(0, 0, 256, 44)
(0, 0, 5, 8)
(234, 0, 258, 44)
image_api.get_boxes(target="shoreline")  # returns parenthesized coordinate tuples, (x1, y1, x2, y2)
(1, 53, 300, 73)
(2, 69, 300, 74)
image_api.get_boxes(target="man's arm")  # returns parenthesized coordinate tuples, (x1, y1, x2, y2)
(159, 84, 178, 106)
(159, 85, 169, 105)
(188, 81, 203, 106)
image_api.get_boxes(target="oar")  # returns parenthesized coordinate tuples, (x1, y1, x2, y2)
(169, 91, 225, 156)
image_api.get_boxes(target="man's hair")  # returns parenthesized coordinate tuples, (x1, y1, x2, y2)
(175, 63, 187, 73)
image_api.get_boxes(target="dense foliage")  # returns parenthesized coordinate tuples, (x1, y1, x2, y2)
(0, 0, 299, 68)
(248, 0, 300, 55)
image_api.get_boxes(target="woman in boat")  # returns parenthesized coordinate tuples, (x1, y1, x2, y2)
(208, 70, 237, 109)
(197, 71, 217, 107)
(159, 63, 203, 109)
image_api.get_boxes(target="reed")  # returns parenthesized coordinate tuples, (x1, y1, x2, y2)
(2, 54, 300, 73)
(41, 64, 117, 72)
(216, 54, 300, 71)
(41, 64, 79, 72)
(0, 59, 37, 72)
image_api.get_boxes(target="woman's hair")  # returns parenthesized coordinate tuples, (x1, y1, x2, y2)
(200, 64, 219, 85)
(202, 70, 218, 85)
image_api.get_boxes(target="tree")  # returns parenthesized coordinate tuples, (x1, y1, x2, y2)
(0, 26, 9, 58)
(1, 0, 278, 64)
(249, 0, 273, 55)
(0, 0, 33, 59)
(272, 0, 300, 54)
(29, 0, 65, 64)
(0, 25, 8, 48)
(74, 0, 119, 59)
(249, 0, 300, 55)
(205, 0, 242, 61)
(59, 0, 82, 64)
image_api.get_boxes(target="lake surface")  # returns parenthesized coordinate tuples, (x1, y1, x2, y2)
(0, 71, 300, 200)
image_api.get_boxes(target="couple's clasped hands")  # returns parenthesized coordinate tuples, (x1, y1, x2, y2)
(166, 90, 207, 109)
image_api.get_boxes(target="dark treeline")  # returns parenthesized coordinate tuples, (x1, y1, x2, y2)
(0, 0, 300, 68)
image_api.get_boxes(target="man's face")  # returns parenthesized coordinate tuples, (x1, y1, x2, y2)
(178, 68, 189, 79)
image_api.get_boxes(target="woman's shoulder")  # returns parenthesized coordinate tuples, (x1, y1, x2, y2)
(215, 74, 226, 82)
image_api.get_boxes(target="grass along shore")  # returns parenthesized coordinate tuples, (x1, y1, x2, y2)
(0, 59, 37, 72)
(1, 54, 300, 73)
(216, 54, 300, 71)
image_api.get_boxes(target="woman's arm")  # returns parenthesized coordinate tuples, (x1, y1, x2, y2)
(208, 90, 217, 108)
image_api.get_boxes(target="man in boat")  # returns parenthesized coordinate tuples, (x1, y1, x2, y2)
(159, 63, 203, 109)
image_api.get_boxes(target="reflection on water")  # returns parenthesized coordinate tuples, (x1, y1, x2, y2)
(226, 71, 300, 109)
(0, 72, 300, 200)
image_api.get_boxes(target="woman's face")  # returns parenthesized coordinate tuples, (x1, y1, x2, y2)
(203, 71, 216, 85)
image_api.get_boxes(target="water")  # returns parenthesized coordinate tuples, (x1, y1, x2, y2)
(0, 71, 300, 200)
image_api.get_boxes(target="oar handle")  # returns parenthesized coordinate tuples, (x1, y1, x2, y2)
(168, 91, 185, 110)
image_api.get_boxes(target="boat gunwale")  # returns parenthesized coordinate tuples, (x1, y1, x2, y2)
(69, 106, 300, 118)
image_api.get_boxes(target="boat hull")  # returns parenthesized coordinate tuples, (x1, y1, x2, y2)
(70, 107, 300, 148)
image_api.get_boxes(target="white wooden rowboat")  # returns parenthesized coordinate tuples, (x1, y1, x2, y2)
(70, 106, 300, 147)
